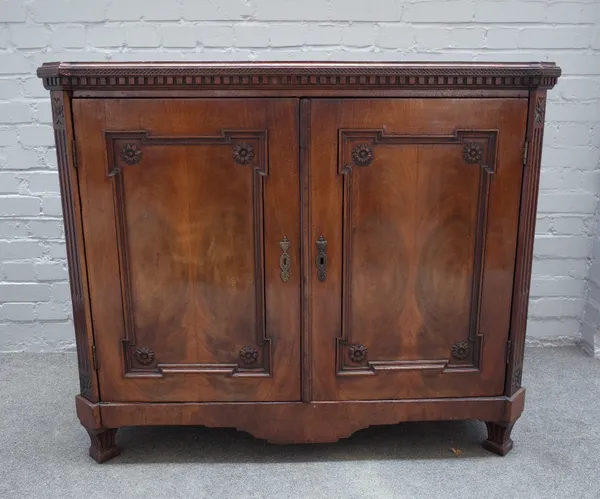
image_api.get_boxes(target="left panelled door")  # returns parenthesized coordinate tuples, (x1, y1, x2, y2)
(73, 99, 301, 402)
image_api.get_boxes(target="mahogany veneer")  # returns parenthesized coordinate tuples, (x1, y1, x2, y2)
(38, 61, 560, 462)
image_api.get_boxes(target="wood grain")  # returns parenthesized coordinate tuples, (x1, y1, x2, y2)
(38, 62, 559, 462)
(309, 98, 527, 401)
(73, 98, 301, 402)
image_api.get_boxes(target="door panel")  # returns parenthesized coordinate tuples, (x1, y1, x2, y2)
(310, 99, 527, 400)
(74, 99, 300, 402)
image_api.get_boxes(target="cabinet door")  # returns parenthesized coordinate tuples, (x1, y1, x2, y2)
(309, 98, 527, 400)
(74, 99, 300, 402)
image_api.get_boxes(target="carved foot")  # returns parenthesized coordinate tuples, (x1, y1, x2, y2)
(85, 428, 120, 463)
(482, 421, 515, 456)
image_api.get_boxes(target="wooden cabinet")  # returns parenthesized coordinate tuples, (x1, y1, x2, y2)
(38, 61, 560, 463)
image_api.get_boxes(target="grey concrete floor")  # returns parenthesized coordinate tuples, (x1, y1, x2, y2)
(1, 347, 599, 499)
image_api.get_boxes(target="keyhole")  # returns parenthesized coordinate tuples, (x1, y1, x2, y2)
(319, 256, 325, 265)
(283, 256, 288, 266)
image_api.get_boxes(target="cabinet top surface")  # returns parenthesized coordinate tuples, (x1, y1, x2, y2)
(38, 61, 560, 92)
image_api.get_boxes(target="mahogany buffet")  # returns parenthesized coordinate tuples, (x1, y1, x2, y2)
(37, 61, 560, 463)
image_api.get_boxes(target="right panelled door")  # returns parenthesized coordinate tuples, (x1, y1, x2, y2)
(309, 98, 528, 400)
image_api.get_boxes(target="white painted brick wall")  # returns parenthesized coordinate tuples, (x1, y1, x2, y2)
(1, 0, 599, 351)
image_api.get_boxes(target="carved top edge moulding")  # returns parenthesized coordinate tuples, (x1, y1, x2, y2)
(37, 61, 561, 91)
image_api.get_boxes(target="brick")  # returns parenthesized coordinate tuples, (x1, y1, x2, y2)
(342, 25, 377, 47)
(588, 276, 600, 300)
(472, 51, 542, 64)
(113, 51, 186, 62)
(21, 78, 46, 99)
(87, 27, 126, 48)
(530, 277, 586, 297)
(41, 322, 74, 342)
(198, 26, 235, 48)
(0, 129, 18, 148)
(539, 169, 599, 192)
(519, 27, 591, 49)
(36, 302, 69, 321)
(378, 26, 415, 50)
(529, 298, 584, 318)
(10, 26, 50, 49)
(108, 0, 180, 21)
(526, 319, 581, 339)
(2, 262, 36, 282)
(0, 220, 28, 238)
(269, 24, 306, 47)
(184, 0, 253, 20)
(532, 258, 589, 279)
(256, 0, 328, 21)
(35, 262, 68, 281)
(474, 1, 546, 22)
(0, 323, 44, 351)
(535, 216, 552, 234)
(0, 79, 21, 100)
(405, 1, 474, 22)
(2, 147, 41, 170)
(35, 101, 53, 125)
(558, 54, 600, 76)
(545, 123, 595, 147)
(161, 27, 198, 48)
(255, 49, 304, 61)
(33, 0, 107, 22)
(0, 28, 8, 48)
(18, 125, 55, 147)
(0, 283, 51, 302)
(593, 28, 600, 50)
(537, 193, 598, 214)
(305, 25, 342, 46)
(330, 0, 401, 21)
(51, 27, 86, 49)
(0, 240, 44, 260)
(0, 172, 21, 193)
(485, 28, 521, 50)
(0, 196, 41, 216)
(0, 54, 30, 74)
(0, 102, 32, 124)
(125, 27, 160, 48)
(552, 216, 587, 236)
(533, 235, 593, 258)
(234, 25, 270, 47)
(29, 220, 63, 238)
(542, 146, 600, 170)
(546, 102, 600, 123)
(2, 0, 27, 22)
(558, 78, 600, 101)
(50, 282, 71, 302)
(48, 242, 67, 259)
(546, 3, 600, 24)
(0, 303, 35, 321)
(23, 172, 61, 194)
(42, 196, 64, 216)
(414, 27, 486, 50)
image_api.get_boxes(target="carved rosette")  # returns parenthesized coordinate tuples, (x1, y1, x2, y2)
(348, 344, 368, 363)
(352, 144, 374, 167)
(134, 347, 155, 366)
(239, 345, 259, 365)
(233, 143, 255, 165)
(451, 341, 470, 360)
(462, 143, 483, 164)
(120, 143, 142, 165)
